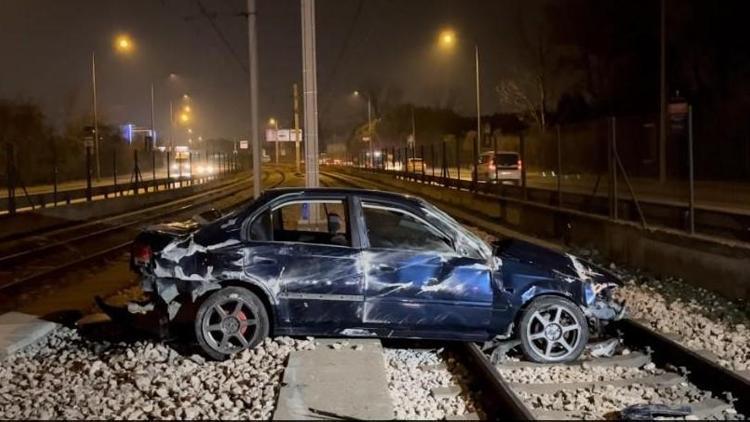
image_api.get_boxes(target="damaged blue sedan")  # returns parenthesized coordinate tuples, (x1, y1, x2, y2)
(118, 188, 624, 362)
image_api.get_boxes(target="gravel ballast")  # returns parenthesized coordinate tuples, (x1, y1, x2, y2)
(0, 327, 315, 420)
(384, 348, 482, 420)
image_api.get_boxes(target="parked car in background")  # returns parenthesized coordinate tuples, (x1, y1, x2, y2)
(478, 151, 522, 185)
(111, 188, 624, 363)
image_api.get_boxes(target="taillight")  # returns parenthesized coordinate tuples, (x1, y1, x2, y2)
(132, 242, 153, 266)
(517, 159, 523, 170)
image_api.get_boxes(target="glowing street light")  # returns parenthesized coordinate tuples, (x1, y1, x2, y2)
(268, 117, 277, 126)
(183, 105, 191, 113)
(438, 29, 457, 50)
(115, 34, 134, 53)
(179, 113, 190, 124)
(187, 128, 193, 134)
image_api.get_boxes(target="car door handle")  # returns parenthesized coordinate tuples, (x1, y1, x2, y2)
(377, 264, 395, 272)
(251, 256, 276, 265)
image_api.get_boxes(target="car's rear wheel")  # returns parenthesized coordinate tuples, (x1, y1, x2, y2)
(194, 287, 269, 360)
(519, 296, 588, 363)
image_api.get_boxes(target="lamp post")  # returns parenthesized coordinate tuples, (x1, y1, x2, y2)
(90, 33, 135, 181)
(438, 28, 481, 184)
(269, 118, 279, 164)
(353, 91, 374, 168)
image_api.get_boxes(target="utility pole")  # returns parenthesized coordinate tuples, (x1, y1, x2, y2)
(411, 105, 416, 144)
(474, 44, 481, 185)
(169, 100, 175, 150)
(91, 51, 101, 181)
(367, 97, 373, 167)
(293, 83, 301, 173)
(247, 0, 261, 198)
(659, 0, 667, 183)
(301, 0, 319, 188)
(150, 82, 156, 147)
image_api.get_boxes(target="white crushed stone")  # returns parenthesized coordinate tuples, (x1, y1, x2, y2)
(383, 348, 482, 420)
(614, 278, 750, 371)
(0, 327, 315, 420)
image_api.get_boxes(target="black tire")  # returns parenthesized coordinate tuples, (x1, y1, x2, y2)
(194, 286, 269, 361)
(518, 296, 588, 363)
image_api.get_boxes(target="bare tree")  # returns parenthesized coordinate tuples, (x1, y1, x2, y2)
(496, 0, 580, 132)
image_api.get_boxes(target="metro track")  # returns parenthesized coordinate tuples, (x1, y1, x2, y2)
(0, 169, 286, 294)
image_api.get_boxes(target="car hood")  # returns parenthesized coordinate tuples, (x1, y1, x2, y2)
(492, 238, 622, 287)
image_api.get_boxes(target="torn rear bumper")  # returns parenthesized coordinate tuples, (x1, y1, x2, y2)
(94, 295, 171, 339)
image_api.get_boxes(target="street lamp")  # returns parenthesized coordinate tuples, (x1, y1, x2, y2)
(437, 28, 481, 184)
(114, 34, 134, 53)
(268, 118, 279, 164)
(90, 33, 136, 181)
(353, 91, 374, 168)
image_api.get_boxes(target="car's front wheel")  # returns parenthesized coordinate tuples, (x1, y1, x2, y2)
(194, 286, 269, 360)
(518, 296, 588, 363)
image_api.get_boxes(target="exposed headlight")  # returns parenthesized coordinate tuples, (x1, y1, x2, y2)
(583, 282, 597, 306)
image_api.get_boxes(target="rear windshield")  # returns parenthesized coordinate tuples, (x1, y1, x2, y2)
(495, 153, 519, 166)
(479, 154, 493, 164)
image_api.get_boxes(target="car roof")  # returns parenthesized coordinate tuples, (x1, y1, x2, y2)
(263, 187, 425, 207)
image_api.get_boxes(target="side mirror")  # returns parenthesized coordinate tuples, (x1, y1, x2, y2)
(193, 208, 223, 225)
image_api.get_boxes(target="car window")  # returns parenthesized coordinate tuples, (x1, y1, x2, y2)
(495, 153, 519, 166)
(270, 200, 350, 247)
(362, 203, 453, 253)
(248, 210, 271, 241)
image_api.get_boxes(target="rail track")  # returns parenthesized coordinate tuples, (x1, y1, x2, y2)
(0, 169, 286, 293)
(320, 170, 749, 420)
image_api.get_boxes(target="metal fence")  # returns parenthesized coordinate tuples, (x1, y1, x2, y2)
(339, 113, 750, 243)
(1, 143, 242, 215)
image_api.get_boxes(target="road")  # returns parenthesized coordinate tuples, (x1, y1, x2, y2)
(373, 165, 750, 214)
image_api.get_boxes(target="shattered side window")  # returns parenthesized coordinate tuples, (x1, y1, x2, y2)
(362, 203, 453, 253)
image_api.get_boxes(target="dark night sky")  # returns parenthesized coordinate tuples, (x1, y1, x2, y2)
(0, 0, 524, 143)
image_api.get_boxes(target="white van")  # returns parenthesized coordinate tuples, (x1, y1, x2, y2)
(477, 151, 521, 185)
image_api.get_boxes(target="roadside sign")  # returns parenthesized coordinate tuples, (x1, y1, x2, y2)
(240, 140, 249, 149)
(266, 129, 298, 142)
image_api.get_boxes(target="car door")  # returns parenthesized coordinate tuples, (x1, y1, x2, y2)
(359, 200, 494, 340)
(267, 196, 364, 334)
